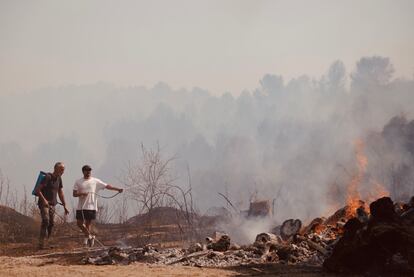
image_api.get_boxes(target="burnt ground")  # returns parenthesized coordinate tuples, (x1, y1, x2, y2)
(0, 219, 325, 277)
(1, 204, 412, 276)
(0, 223, 409, 277)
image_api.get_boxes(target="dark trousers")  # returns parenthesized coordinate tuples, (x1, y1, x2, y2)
(39, 205, 55, 245)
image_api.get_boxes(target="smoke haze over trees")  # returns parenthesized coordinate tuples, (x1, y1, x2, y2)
(1, 56, 414, 221)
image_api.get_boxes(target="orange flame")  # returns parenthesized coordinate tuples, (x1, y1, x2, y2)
(366, 181, 390, 203)
(345, 139, 367, 218)
(344, 140, 391, 219)
(324, 139, 391, 221)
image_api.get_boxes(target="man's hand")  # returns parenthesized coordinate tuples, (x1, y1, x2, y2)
(64, 206, 70, 215)
(118, 188, 123, 193)
(43, 199, 49, 208)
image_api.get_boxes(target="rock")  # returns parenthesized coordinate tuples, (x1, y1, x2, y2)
(255, 232, 282, 244)
(188, 243, 203, 253)
(303, 217, 326, 234)
(271, 224, 281, 235)
(369, 197, 397, 223)
(343, 218, 363, 237)
(280, 219, 302, 240)
(207, 234, 231, 252)
(254, 233, 284, 256)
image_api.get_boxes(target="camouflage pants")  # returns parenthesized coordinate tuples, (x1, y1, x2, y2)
(39, 205, 55, 245)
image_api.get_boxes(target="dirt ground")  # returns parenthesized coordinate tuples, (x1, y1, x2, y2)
(0, 255, 341, 277)
(0, 256, 236, 277)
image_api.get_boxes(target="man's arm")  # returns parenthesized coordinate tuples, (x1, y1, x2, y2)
(73, 180, 89, 197)
(73, 190, 88, 197)
(36, 183, 49, 207)
(58, 188, 69, 215)
(106, 184, 123, 193)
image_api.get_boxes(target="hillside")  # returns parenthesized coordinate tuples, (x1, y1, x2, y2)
(0, 205, 38, 243)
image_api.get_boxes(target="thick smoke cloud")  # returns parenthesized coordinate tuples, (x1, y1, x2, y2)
(0, 56, 413, 226)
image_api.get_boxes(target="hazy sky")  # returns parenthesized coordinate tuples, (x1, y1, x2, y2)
(1, 0, 413, 95)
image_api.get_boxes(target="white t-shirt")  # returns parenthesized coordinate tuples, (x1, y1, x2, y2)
(73, 177, 108, 211)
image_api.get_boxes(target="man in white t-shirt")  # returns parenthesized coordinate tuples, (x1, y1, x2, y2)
(73, 165, 123, 246)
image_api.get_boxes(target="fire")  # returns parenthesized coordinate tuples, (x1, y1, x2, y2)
(345, 139, 367, 218)
(313, 223, 326, 234)
(366, 181, 390, 203)
(323, 139, 391, 222)
(344, 140, 390, 219)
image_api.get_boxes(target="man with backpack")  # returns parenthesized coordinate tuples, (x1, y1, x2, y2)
(35, 162, 69, 249)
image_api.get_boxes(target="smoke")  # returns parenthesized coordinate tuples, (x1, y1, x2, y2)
(1, 56, 414, 226)
(218, 216, 277, 244)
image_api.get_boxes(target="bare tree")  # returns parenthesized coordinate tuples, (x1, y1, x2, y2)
(123, 143, 199, 241)
(123, 143, 177, 226)
(163, 181, 198, 240)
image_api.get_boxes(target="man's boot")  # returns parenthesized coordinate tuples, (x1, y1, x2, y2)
(87, 235, 95, 247)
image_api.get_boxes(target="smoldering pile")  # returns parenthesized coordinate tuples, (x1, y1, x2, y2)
(82, 196, 414, 272)
(82, 219, 338, 267)
(324, 196, 414, 273)
(82, 230, 333, 267)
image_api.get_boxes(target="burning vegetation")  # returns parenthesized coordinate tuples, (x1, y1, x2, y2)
(80, 135, 414, 274)
(80, 195, 413, 274)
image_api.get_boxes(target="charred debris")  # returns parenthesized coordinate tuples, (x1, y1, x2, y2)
(84, 196, 414, 274)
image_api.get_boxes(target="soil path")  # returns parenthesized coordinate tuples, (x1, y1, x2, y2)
(0, 256, 236, 277)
